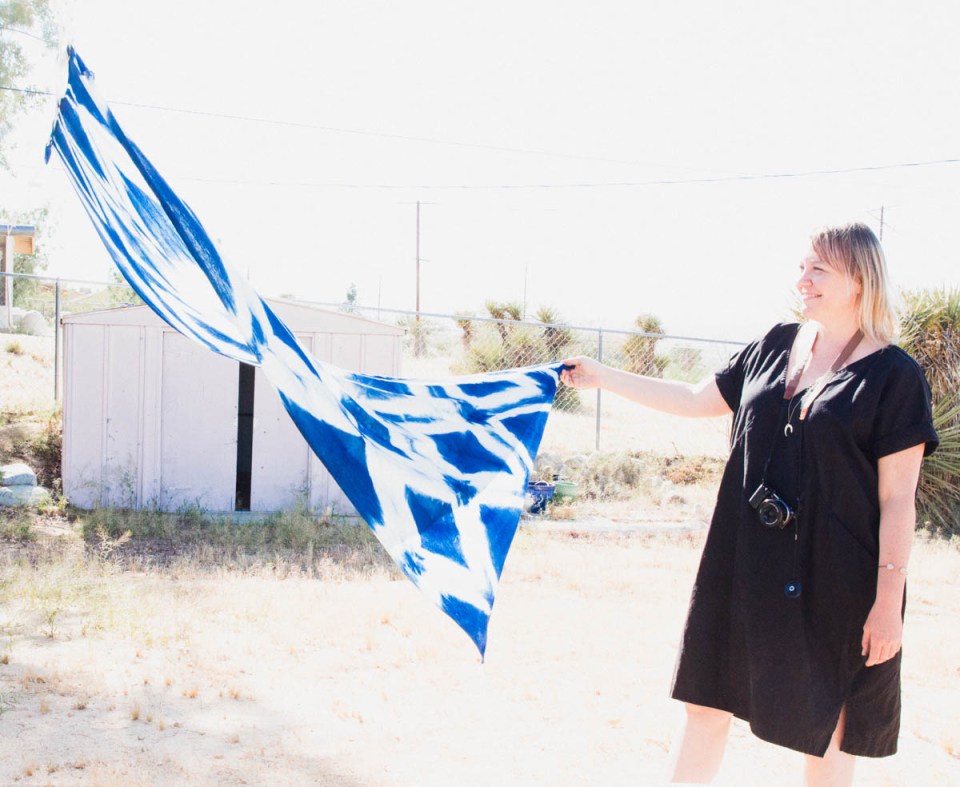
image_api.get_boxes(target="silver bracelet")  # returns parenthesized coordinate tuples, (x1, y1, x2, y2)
(878, 563, 908, 576)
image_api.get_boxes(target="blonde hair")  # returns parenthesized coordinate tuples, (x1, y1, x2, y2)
(810, 222, 898, 344)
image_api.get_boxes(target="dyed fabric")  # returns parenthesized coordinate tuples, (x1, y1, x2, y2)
(47, 49, 562, 657)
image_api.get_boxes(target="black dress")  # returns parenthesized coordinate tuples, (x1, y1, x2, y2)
(670, 323, 939, 758)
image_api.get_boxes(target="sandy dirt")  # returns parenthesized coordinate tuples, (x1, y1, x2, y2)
(1, 522, 957, 787)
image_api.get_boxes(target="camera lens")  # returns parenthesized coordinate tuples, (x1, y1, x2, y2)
(758, 499, 786, 529)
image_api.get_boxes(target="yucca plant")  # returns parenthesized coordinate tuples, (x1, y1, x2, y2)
(898, 288, 960, 533)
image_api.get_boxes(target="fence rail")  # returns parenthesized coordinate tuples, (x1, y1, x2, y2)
(1, 271, 744, 457)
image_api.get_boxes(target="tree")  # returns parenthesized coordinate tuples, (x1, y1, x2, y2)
(620, 313, 668, 376)
(8, 204, 47, 307)
(106, 268, 143, 307)
(339, 282, 359, 314)
(484, 300, 522, 343)
(0, 0, 57, 169)
(536, 305, 573, 357)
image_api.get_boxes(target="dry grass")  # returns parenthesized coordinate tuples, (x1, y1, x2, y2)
(0, 521, 957, 786)
(0, 333, 55, 415)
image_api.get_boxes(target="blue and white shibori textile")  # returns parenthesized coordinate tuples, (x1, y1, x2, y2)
(47, 48, 563, 657)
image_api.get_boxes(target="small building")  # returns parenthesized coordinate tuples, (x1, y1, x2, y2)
(61, 300, 403, 513)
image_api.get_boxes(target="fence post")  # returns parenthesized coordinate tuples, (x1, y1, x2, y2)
(54, 278, 62, 402)
(595, 328, 603, 452)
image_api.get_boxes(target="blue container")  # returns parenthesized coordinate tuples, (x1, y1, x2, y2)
(526, 481, 556, 514)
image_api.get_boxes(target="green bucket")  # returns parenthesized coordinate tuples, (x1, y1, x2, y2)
(553, 480, 578, 503)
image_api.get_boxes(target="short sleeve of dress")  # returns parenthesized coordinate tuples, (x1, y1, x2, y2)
(715, 345, 751, 412)
(872, 352, 939, 459)
(714, 325, 789, 413)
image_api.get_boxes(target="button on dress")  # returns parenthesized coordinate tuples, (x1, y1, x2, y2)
(670, 323, 939, 757)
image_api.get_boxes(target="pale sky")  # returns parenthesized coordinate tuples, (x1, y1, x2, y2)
(3, 0, 959, 341)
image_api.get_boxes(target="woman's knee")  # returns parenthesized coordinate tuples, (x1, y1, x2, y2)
(684, 702, 733, 726)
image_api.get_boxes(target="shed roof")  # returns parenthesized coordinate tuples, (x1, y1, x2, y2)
(61, 298, 403, 335)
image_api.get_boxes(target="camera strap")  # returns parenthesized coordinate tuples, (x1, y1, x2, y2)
(774, 324, 862, 599)
(783, 324, 863, 436)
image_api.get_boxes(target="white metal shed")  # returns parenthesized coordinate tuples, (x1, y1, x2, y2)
(61, 300, 403, 513)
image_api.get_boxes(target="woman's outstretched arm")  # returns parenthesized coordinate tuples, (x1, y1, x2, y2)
(561, 356, 732, 418)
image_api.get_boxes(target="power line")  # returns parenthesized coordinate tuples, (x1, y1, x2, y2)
(0, 84, 52, 98)
(174, 158, 960, 190)
(0, 83, 721, 172)
(0, 24, 45, 42)
(6, 82, 960, 189)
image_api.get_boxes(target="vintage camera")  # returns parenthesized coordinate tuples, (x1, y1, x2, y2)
(749, 483, 795, 529)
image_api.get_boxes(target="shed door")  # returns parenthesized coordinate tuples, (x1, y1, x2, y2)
(159, 334, 238, 511)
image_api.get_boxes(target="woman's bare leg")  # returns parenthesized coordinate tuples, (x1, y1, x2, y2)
(668, 702, 733, 784)
(803, 707, 855, 787)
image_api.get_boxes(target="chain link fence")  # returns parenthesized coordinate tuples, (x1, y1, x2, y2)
(1, 271, 142, 416)
(1, 272, 744, 457)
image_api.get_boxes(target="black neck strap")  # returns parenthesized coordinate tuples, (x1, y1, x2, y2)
(784, 325, 863, 422)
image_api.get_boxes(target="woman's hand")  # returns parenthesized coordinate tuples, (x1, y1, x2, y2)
(861, 600, 904, 666)
(560, 356, 606, 389)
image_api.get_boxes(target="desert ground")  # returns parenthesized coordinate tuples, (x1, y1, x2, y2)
(3, 323, 958, 785)
(1, 518, 958, 787)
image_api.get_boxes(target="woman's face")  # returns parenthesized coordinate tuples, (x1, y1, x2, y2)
(796, 248, 861, 324)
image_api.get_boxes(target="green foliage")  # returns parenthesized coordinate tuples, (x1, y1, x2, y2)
(553, 450, 724, 502)
(339, 283, 359, 314)
(461, 303, 581, 411)
(105, 269, 142, 307)
(620, 314, 669, 377)
(0, 508, 33, 541)
(75, 501, 392, 574)
(3, 206, 49, 308)
(0, 0, 57, 168)
(663, 346, 705, 383)
(454, 311, 475, 349)
(574, 451, 655, 500)
(397, 314, 438, 357)
(536, 306, 574, 357)
(4, 339, 22, 355)
(0, 410, 60, 490)
(898, 287, 960, 533)
(26, 410, 61, 489)
(484, 300, 523, 343)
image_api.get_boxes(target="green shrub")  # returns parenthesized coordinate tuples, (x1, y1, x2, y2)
(27, 412, 62, 490)
(0, 509, 34, 541)
(459, 304, 582, 411)
(620, 314, 669, 377)
(898, 288, 960, 533)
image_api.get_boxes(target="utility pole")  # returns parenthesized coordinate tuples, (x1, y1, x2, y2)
(414, 200, 425, 356)
(522, 264, 528, 320)
(398, 199, 435, 356)
(416, 200, 421, 318)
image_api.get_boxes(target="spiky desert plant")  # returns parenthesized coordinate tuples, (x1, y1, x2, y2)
(898, 287, 960, 532)
(620, 314, 669, 377)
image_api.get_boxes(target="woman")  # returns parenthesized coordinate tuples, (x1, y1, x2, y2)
(561, 223, 938, 786)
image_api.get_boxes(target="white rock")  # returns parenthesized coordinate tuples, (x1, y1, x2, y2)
(0, 306, 26, 332)
(19, 310, 49, 336)
(0, 462, 37, 486)
(0, 485, 51, 507)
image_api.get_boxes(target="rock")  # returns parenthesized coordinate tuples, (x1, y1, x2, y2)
(0, 462, 37, 487)
(0, 485, 51, 507)
(19, 310, 49, 336)
(0, 306, 26, 332)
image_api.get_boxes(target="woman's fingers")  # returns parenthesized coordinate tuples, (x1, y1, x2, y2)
(862, 627, 901, 666)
